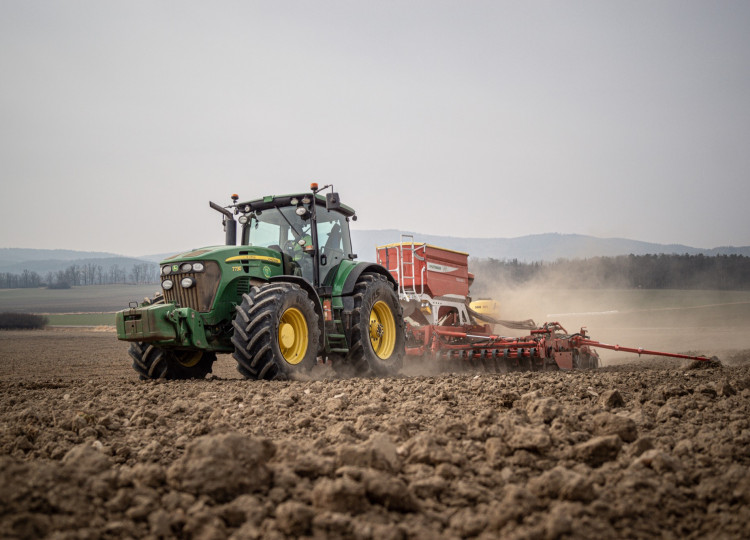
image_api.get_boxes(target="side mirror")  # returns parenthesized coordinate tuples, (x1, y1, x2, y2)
(326, 192, 341, 211)
(210, 201, 236, 245)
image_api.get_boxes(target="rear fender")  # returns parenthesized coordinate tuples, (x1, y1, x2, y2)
(338, 262, 398, 296)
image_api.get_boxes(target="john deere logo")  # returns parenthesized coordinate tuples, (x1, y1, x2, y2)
(262, 266, 271, 278)
(172, 264, 179, 272)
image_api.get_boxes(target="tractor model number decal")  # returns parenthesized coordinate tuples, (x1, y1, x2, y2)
(232, 266, 242, 272)
(427, 262, 458, 273)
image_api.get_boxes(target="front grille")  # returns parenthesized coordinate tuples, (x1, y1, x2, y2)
(162, 261, 221, 312)
(164, 273, 200, 309)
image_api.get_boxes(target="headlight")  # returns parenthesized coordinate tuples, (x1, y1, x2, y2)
(162, 265, 172, 276)
(162, 279, 174, 290)
(181, 277, 195, 288)
(238, 215, 249, 224)
(192, 262, 204, 272)
(180, 263, 193, 272)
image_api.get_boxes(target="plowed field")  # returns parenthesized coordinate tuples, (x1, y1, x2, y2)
(1, 329, 750, 539)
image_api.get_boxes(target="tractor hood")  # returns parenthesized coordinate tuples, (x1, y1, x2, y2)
(160, 245, 282, 269)
(157, 244, 286, 290)
(155, 244, 288, 316)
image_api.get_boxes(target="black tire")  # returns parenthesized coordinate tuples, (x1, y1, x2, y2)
(127, 293, 216, 380)
(129, 342, 216, 380)
(232, 282, 320, 380)
(342, 273, 405, 376)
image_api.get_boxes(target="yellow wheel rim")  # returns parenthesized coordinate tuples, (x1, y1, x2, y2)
(177, 351, 202, 368)
(278, 307, 308, 365)
(369, 301, 396, 360)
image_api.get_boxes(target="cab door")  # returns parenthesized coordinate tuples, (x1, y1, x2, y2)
(315, 207, 353, 284)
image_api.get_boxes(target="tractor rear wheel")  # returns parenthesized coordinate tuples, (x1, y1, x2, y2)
(342, 273, 405, 376)
(129, 343, 215, 380)
(232, 282, 320, 380)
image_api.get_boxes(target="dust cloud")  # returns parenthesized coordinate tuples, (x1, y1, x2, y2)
(469, 260, 750, 365)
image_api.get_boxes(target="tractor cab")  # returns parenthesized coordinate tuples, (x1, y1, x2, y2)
(234, 185, 357, 288)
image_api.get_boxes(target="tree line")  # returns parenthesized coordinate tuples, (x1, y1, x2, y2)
(471, 254, 750, 292)
(3, 254, 749, 291)
(0, 262, 159, 289)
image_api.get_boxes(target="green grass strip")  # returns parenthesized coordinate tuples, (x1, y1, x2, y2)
(46, 313, 115, 326)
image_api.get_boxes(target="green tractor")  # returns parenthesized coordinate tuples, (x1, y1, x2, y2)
(116, 184, 405, 380)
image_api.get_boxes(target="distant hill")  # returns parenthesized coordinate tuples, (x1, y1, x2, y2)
(0, 248, 121, 264)
(136, 252, 181, 263)
(0, 256, 156, 276)
(0, 249, 155, 276)
(350, 230, 750, 262)
(2, 232, 749, 276)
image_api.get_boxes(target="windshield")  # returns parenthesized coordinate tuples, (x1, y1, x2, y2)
(241, 206, 311, 250)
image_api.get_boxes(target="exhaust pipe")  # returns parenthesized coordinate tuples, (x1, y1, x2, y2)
(210, 201, 236, 246)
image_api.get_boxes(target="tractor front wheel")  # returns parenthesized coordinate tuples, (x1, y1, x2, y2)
(232, 282, 321, 380)
(129, 343, 215, 380)
(342, 272, 405, 376)
(127, 293, 215, 380)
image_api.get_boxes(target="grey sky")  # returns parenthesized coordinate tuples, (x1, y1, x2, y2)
(1, 0, 749, 257)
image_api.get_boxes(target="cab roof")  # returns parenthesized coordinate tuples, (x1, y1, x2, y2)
(235, 192, 356, 218)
